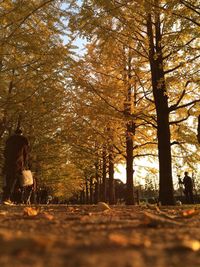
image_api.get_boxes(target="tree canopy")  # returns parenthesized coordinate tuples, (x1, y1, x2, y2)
(0, 0, 199, 204)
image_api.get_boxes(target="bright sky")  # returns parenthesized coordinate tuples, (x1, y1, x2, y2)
(114, 160, 159, 187)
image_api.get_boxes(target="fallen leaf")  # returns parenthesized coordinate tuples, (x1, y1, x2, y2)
(66, 207, 80, 213)
(145, 205, 180, 220)
(146, 203, 160, 212)
(23, 207, 39, 217)
(143, 211, 183, 227)
(181, 209, 199, 218)
(109, 233, 128, 246)
(109, 233, 151, 248)
(157, 210, 178, 220)
(41, 212, 54, 220)
(181, 239, 200, 251)
(97, 202, 111, 211)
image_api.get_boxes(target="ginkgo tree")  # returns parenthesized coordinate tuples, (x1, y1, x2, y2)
(60, 71, 126, 203)
(0, 0, 199, 203)
(65, 31, 159, 204)
(0, 0, 83, 197)
(67, 0, 200, 205)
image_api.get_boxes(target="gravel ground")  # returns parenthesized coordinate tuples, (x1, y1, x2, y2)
(0, 204, 200, 267)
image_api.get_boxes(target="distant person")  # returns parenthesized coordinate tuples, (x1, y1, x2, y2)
(30, 176, 37, 204)
(178, 175, 184, 197)
(182, 172, 194, 204)
(2, 128, 29, 205)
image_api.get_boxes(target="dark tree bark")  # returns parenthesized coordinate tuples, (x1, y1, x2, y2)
(146, 6, 175, 205)
(89, 176, 93, 204)
(94, 161, 100, 203)
(125, 50, 135, 205)
(94, 182, 98, 203)
(85, 177, 89, 204)
(108, 147, 115, 204)
(101, 146, 107, 202)
(80, 189, 85, 204)
(125, 122, 135, 205)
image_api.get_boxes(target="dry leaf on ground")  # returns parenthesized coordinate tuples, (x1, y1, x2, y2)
(97, 202, 111, 211)
(142, 211, 183, 227)
(40, 212, 54, 220)
(146, 203, 160, 212)
(181, 239, 200, 251)
(171, 239, 200, 252)
(23, 207, 39, 217)
(108, 233, 151, 248)
(180, 209, 200, 218)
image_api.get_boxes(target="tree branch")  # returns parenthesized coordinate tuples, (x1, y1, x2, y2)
(169, 89, 186, 112)
(180, 0, 200, 16)
(170, 99, 200, 112)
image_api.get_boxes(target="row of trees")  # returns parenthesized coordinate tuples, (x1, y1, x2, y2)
(64, 0, 200, 205)
(0, 0, 199, 205)
(0, 0, 84, 198)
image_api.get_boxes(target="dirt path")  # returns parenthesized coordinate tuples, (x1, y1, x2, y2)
(0, 204, 200, 267)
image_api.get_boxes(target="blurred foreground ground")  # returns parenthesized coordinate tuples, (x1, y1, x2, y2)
(0, 204, 200, 267)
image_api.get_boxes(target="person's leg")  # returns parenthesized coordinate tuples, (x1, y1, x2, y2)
(9, 176, 18, 200)
(3, 170, 18, 203)
(21, 187, 26, 204)
(189, 190, 194, 204)
(2, 185, 10, 201)
(26, 187, 33, 205)
(185, 190, 189, 204)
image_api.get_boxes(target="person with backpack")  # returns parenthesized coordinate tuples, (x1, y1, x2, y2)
(2, 128, 29, 205)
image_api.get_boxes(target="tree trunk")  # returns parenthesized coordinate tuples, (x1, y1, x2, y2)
(102, 146, 107, 202)
(108, 148, 115, 204)
(80, 189, 85, 204)
(94, 161, 100, 203)
(125, 49, 135, 205)
(146, 8, 175, 205)
(89, 176, 93, 204)
(85, 178, 89, 204)
(126, 122, 135, 205)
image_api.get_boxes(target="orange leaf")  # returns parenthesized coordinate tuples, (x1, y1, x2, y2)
(23, 207, 39, 217)
(181, 209, 199, 218)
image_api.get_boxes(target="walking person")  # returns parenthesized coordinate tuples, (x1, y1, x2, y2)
(182, 172, 194, 204)
(2, 128, 29, 205)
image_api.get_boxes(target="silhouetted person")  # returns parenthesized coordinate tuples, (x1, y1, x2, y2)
(178, 175, 184, 197)
(37, 187, 48, 204)
(182, 172, 194, 204)
(2, 128, 29, 205)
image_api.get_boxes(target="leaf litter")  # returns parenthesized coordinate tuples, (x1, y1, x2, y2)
(1, 205, 200, 267)
(141, 204, 200, 227)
